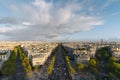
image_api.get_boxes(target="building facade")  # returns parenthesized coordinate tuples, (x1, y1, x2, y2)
(0, 50, 11, 70)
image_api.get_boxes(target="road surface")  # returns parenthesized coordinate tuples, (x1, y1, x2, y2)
(48, 45, 72, 80)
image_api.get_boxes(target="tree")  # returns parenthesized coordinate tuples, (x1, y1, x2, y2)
(108, 72, 116, 80)
(89, 58, 96, 67)
(70, 67, 76, 74)
(96, 52, 101, 59)
(1, 50, 17, 76)
(104, 51, 110, 59)
(20, 53, 26, 60)
(13, 47, 18, 55)
(93, 68, 98, 75)
(76, 63, 85, 70)
(109, 57, 117, 63)
(33, 66, 39, 72)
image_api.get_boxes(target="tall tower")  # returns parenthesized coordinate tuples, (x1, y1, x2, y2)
(101, 39, 103, 44)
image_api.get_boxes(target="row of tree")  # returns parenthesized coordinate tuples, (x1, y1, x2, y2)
(1, 47, 17, 76)
(62, 45, 76, 74)
(88, 58, 99, 75)
(96, 47, 112, 60)
(93, 47, 120, 79)
(47, 56, 56, 75)
(17, 46, 32, 76)
(105, 57, 120, 79)
(47, 46, 58, 75)
(1, 45, 39, 77)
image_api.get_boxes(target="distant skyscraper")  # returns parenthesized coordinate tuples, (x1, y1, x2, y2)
(101, 39, 103, 44)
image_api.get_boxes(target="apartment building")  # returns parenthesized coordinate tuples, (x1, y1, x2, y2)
(0, 50, 11, 70)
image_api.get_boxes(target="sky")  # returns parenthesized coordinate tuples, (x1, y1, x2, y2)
(0, 0, 120, 41)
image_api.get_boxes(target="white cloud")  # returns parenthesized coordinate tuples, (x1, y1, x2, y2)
(102, 0, 119, 9)
(0, 25, 28, 33)
(0, 0, 104, 40)
(22, 22, 33, 26)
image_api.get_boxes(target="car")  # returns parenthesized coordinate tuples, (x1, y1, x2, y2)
(52, 68, 54, 70)
(65, 73, 67, 75)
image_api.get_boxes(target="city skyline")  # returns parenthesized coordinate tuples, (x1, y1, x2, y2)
(0, 0, 120, 41)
